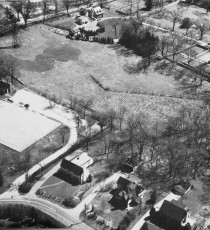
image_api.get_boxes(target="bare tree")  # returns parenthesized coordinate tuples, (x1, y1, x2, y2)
(10, 1, 23, 21)
(184, 49, 198, 65)
(109, 19, 120, 38)
(20, 1, 36, 27)
(53, 0, 58, 15)
(80, 98, 93, 119)
(195, 19, 210, 40)
(0, 53, 20, 85)
(117, 106, 127, 130)
(5, 7, 19, 48)
(41, 0, 49, 20)
(168, 8, 183, 31)
(158, 35, 170, 57)
(107, 109, 117, 132)
(94, 112, 108, 140)
(169, 34, 183, 61)
(62, 0, 71, 13)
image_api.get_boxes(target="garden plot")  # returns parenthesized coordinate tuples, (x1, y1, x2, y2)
(0, 100, 60, 152)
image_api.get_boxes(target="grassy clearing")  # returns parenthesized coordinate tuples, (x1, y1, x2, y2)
(47, 17, 77, 30)
(182, 179, 210, 217)
(0, 124, 69, 194)
(87, 192, 128, 229)
(1, 25, 201, 125)
(40, 175, 84, 199)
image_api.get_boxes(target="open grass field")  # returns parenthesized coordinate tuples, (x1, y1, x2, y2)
(0, 24, 201, 125)
(48, 17, 77, 30)
(182, 179, 210, 217)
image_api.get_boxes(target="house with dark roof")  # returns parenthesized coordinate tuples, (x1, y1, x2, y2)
(141, 221, 163, 230)
(149, 199, 191, 230)
(110, 176, 145, 208)
(159, 200, 189, 225)
(60, 152, 93, 184)
(172, 180, 192, 195)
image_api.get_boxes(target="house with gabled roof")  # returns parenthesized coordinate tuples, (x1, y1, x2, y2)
(110, 176, 145, 208)
(60, 152, 93, 184)
(149, 199, 191, 230)
(159, 200, 190, 226)
(172, 180, 192, 195)
(141, 221, 163, 230)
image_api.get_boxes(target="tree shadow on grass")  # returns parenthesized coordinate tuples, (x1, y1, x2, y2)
(107, 43, 134, 57)
(108, 195, 127, 211)
(0, 45, 14, 49)
(94, 171, 111, 184)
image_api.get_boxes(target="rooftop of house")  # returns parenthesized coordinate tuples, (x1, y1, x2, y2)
(171, 199, 186, 210)
(93, 6, 102, 14)
(173, 180, 191, 191)
(117, 176, 144, 195)
(61, 158, 83, 176)
(159, 200, 187, 222)
(70, 152, 93, 168)
(141, 221, 163, 230)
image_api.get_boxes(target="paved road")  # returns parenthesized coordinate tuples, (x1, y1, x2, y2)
(0, 197, 90, 229)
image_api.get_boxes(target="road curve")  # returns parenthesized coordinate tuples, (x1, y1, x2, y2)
(0, 198, 86, 229)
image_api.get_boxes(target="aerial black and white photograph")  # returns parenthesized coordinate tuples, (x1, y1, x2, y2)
(0, 0, 210, 229)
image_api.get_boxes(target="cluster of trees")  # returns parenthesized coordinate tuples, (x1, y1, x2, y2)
(0, 53, 19, 84)
(119, 18, 159, 66)
(70, 91, 210, 191)
(144, 0, 164, 10)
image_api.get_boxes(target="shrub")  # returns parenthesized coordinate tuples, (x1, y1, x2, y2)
(126, 209, 137, 221)
(62, 196, 79, 208)
(18, 181, 32, 194)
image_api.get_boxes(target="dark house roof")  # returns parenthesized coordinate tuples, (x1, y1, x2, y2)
(174, 180, 191, 191)
(117, 176, 131, 189)
(61, 159, 83, 176)
(119, 163, 133, 173)
(159, 200, 187, 222)
(141, 221, 163, 230)
(116, 177, 144, 201)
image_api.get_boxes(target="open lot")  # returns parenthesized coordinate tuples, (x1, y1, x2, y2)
(0, 24, 201, 125)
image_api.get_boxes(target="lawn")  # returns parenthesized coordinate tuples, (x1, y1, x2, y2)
(40, 174, 88, 200)
(0, 24, 201, 126)
(182, 179, 210, 217)
(47, 17, 77, 30)
(87, 192, 128, 229)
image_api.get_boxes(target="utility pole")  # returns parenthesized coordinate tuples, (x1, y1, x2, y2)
(84, 203, 87, 222)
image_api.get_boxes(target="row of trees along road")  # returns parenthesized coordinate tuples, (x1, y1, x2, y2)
(8, 0, 103, 27)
